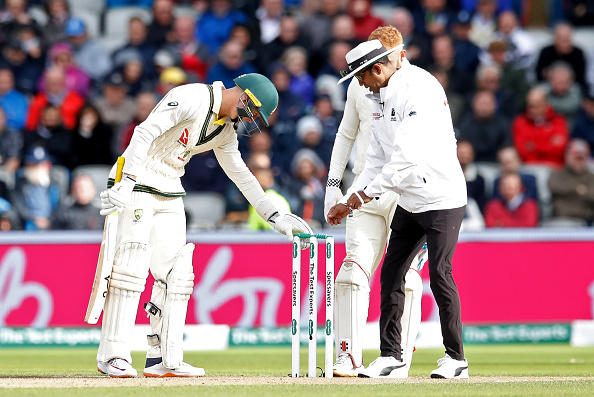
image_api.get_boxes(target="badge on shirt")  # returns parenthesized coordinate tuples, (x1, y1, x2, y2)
(178, 128, 189, 146)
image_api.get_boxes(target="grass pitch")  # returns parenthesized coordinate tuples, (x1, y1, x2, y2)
(1, 344, 593, 396)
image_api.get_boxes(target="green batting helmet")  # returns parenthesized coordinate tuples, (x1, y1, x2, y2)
(233, 73, 279, 126)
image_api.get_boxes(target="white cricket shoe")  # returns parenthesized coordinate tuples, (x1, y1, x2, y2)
(98, 358, 138, 378)
(357, 356, 408, 378)
(333, 353, 363, 377)
(430, 354, 469, 379)
(143, 358, 205, 377)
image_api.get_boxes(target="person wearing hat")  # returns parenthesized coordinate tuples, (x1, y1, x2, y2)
(65, 17, 113, 81)
(156, 66, 187, 97)
(95, 73, 313, 378)
(12, 146, 60, 231)
(328, 35, 468, 379)
(324, 26, 427, 379)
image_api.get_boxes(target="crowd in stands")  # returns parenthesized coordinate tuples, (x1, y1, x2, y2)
(0, 0, 593, 231)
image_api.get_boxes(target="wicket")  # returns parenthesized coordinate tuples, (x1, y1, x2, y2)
(291, 233, 334, 378)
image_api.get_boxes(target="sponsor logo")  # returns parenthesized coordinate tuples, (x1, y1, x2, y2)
(391, 108, 395, 116)
(168, 101, 178, 107)
(408, 111, 417, 117)
(372, 112, 382, 120)
(292, 319, 297, 335)
(340, 339, 350, 352)
(133, 209, 143, 222)
(325, 320, 332, 335)
(178, 128, 189, 146)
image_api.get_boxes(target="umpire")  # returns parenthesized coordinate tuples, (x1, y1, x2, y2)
(328, 37, 469, 379)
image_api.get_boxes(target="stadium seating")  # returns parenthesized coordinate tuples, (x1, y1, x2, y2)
(183, 192, 226, 231)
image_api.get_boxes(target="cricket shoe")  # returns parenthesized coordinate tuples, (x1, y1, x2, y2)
(98, 358, 138, 378)
(333, 353, 363, 377)
(358, 356, 408, 378)
(430, 354, 469, 379)
(143, 357, 205, 377)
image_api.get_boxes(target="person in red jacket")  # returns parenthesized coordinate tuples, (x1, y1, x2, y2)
(484, 171, 539, 227)
(511, 87, 569, 167)
(26, 66, 85, 131)
(347, 0, 385, 41)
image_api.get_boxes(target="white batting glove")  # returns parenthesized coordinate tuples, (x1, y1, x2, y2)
(100, 176, 136, 216)
(267, 213, 313, 249)
(324, 182, 343, 223)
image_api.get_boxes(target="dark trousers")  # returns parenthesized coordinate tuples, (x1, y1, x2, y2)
(379, 205, 466, 361)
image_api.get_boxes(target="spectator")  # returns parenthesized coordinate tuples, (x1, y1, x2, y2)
(430, 34, 474, 95)
(511, 87, 569, 167)
(451, 10, 481, 74)
(565, 0, 594, 26)
(473, 63, 516, 118)
(255, 0, 286, 45)
(300, 0, 344, 53)
(51, 174, 103, 230)
(260, 15, 309, 72)
(207, 40, 256, 88)
(347, 0, 383, 41)
(228, 24, 261, 75)
(119, 52, 155, 97)
(391, 7, 432, 69)
(112, 17, 158, 80)
(146, 0, 175, 47)
(282, 46, 315, 108)
(482, 40, 530, 112)
(26, 66, 85, 131)
(0, 0, 38, 41)
(312, 94, 339, 164)
(41, 0, 70, 49)
(493, 144, 538, 201)
(65, 17, 113, 82)
(0, 36, 43, 95)
(25, 104, 73, 169)
(572, 94, 594, 153)
(17, 24, 44, 65)
(458, 90, 512, 162)
(117, 91, 156, 152)
(315, 41, 352, 107)
(247, 161, 291, 231)
(412, 0, 456, 38)
(40, 42, 91, 97)
(535, 21, 586, 89)
(484, 171, 539, 227)
(295, 114, 330, 166)
(166, 15, 209, 82)
(196, 0, 248, 55)
(267, 64, 302, 176)
(457, 139, 486, 210)
(0, 106, 22, 173)
(495, 10, 537, 80)
(287, 148, 326, 228)
(72, 104, 115, 169)
(0, 68, 28, 131)
(429, 67, 465, 126)
(539, 61, 583, 128)
(468, 0, 497, 49)
(93, 72, 136, 132)
(156, 67, 187, 98)
(548, 138, 594, 224)
(12, 146, 62, 231)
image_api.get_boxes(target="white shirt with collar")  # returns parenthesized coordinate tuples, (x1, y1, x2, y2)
(344, 59, 467, 213)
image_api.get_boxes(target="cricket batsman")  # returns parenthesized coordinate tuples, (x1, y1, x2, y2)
(95, 73, 312, 377)
(325, 26, 427, 377)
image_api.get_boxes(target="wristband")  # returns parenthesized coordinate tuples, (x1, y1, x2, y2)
(354, 191, 364, 206)
(326, 178, 342, 188)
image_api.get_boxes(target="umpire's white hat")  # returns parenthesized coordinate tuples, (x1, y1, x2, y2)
(337, 39, 401, 84)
